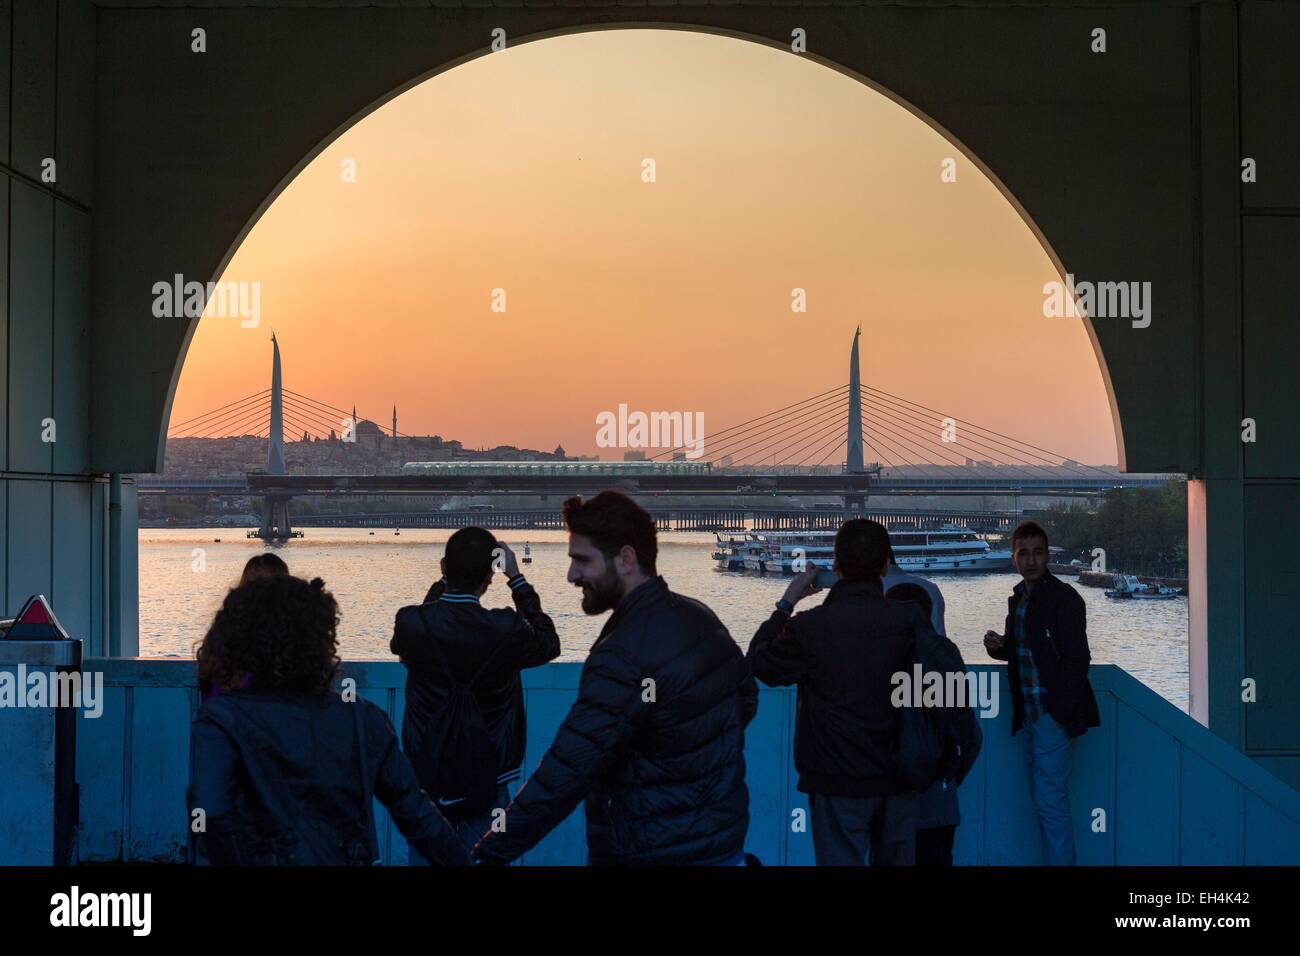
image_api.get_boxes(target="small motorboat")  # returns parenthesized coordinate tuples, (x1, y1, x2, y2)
(1105, 574, 1181, 600)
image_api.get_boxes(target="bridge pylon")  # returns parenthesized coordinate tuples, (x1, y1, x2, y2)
(843, 325, 869, 517)
(253, 494, 298, 543)
(248, 335, 301, 542)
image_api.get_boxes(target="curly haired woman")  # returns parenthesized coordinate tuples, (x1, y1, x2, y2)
(196, 553, 290, 704)
(188, 574, 468, 865)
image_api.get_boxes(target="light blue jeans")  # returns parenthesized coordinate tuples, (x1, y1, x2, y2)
(1022, 711, 1076, 865)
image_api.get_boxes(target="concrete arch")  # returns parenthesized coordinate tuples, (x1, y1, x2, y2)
(90, 2, 1199, 478)
(8, 0, 1293, 788)
(164, 22, 1127, 474)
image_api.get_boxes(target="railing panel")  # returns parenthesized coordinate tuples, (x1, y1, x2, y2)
(1114, 701, 1179, 864)
(127, 687, 192, 862)
(75, 685, 128, 861)
(742, 684, 789, 865)
(519, 665, 585, 865)
(1244, 793, 1300, 865)
(1179, 748, 1241, 865)
(1074, 692, 1117, 865)
(72, 660, 1300, 865)
(784, 700, 816, 866)
(978, 671, 1040, 865)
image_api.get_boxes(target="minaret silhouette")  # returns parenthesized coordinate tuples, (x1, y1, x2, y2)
(392, 404, 397, 439)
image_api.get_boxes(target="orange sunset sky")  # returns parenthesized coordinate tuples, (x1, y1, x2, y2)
(170, 29, 1119, 466)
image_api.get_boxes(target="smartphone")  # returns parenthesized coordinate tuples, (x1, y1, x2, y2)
(814, 568, 838, 589)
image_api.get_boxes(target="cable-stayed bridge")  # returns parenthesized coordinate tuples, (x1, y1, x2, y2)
(150, 333, 1172, 539)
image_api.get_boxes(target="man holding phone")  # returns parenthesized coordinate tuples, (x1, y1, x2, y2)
(984, 520, 1099, 865)
(747, 518, 924, 865)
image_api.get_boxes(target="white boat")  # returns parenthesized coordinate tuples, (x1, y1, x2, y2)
(715, 523, 1012, 575)
(522, 543, 532, 565)
(1105, 574, 1180, 599)
(712, 533, 764, 572)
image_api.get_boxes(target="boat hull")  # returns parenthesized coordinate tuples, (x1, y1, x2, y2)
(760, 551, 1013, 575)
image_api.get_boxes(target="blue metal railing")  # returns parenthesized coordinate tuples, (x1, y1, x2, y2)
(74, 661, 1300, 865)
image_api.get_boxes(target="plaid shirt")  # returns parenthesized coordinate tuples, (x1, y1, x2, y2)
(1014, 592, 1046, 720)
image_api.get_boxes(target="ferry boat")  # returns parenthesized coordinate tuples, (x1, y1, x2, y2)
(712, 533, 766, 571)
(1104, 574, 1181, 600)
(712, 523, 1012, 574)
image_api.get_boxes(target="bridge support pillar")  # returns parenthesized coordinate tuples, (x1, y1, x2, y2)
(257, 495, 294, 543)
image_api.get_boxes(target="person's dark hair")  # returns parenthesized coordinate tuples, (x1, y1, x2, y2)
(834, 518, 891, 581)
(562, 490, 657, 574)
(444, 526, 498, 591)
(196, 575, 340, 697)
(1011, 519, 1049, 550)
(885, 582, 933, 619)
(239, 552, 289, 586)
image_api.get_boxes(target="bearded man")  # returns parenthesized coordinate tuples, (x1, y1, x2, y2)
(473, 490, 757, 866)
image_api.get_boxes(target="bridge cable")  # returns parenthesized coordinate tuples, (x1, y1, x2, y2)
(860, 399, 1036, 475)
(711, 397, 851, 465)
(648, 392, 847, 464)
(746, 400, 853, 466)
(168, 388, 271, 433)
(860, 391, 1048, 469)
(279, 401, 347, 438)
(173, 397, 273, 438)
(661, 392, 849, 466)
(858, 399, 969, 468)
(690, 389, 851, 464)
(795, 423, 848, 467)
(860, 395, 1055, 480)
(862, 390, 1063, 471)
(859, 421, 922, 469)
(646, 385, 848, 462)
(810, 437, 849, 469)
(863, 385, 1118, 478)
(283, 388, 418, 439)
(169, 393, 272, 437)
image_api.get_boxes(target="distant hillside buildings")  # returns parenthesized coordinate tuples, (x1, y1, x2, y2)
(162, 422, 573, 479)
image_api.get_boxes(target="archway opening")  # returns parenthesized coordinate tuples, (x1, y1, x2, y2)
(144, 28, 1185, 708)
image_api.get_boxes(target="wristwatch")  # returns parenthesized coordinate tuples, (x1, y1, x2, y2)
(775, 598, 794, 614)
